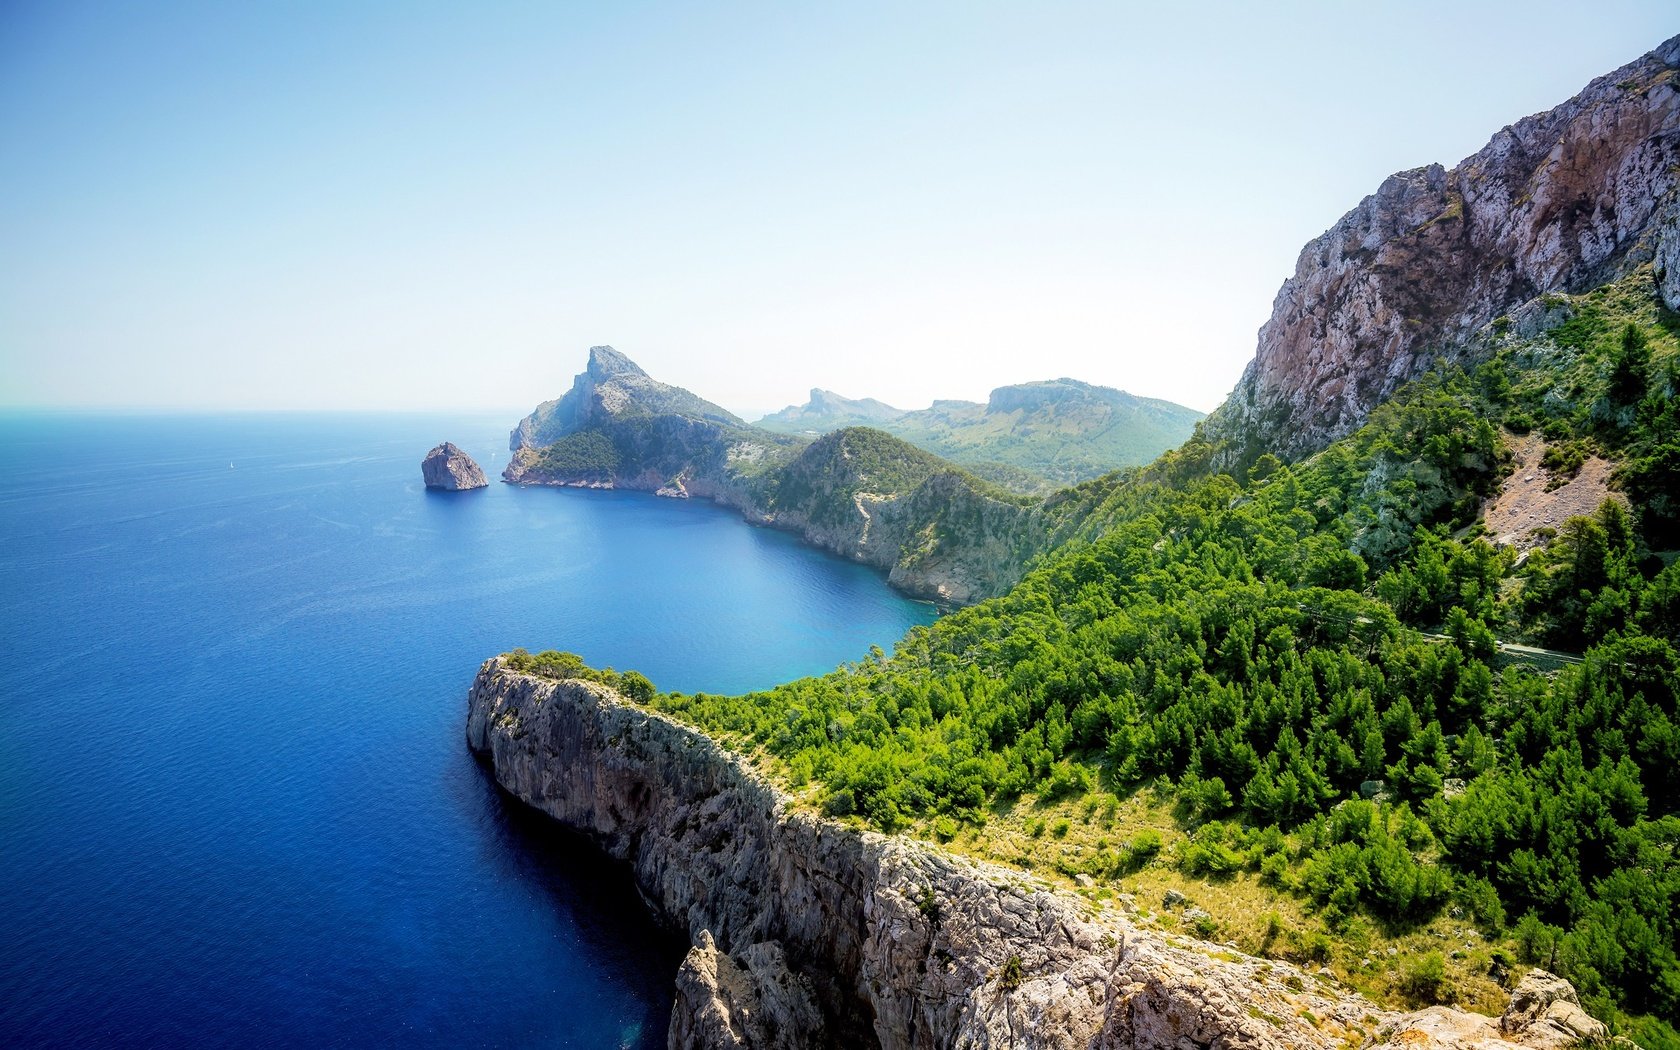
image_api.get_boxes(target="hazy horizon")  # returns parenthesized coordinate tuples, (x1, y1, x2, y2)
(3, 2, 1675, 418)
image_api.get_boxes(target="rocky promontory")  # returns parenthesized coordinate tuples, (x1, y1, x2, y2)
(466, 659, 1605, 1050)
(421, 442, 488, 490)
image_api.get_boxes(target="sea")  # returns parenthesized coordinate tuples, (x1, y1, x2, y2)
(0, 412, 938, 1049)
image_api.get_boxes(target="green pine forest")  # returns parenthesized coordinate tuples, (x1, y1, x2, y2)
(513, 271, 1680, 1045)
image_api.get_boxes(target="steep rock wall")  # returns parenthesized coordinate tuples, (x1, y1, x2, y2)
(466, 660, 1598, 1050)
(1205, 35, 1680, 464)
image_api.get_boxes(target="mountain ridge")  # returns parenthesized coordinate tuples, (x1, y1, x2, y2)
(510, 344, 746, 452)
(758, 377, 1203, 491)
(1202, 33, 1680, 466)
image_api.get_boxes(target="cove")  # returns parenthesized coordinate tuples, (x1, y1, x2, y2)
(0, 411, 937, 1049)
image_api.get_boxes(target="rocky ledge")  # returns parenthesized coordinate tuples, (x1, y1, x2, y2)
(465, 658, 1606, 1050)
(421, 442, 488, 490)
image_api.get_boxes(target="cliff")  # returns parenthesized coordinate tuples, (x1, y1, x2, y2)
(1203, 34, 1680, 464)
(465, 659, 1607, 1050)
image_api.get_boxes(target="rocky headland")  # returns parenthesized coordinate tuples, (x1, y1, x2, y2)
(466, 659, 1607, 1050)
(501, 348, 1044, 604)
(757, 380, 1204, 492)
(421, 441, 488, 490)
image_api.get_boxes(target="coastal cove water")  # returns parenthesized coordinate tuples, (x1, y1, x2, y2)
(0, 413, 937, 1048)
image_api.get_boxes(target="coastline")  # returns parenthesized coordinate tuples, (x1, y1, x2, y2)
(466, 657, 1595, 1050)
(499, 469, 1028, 607)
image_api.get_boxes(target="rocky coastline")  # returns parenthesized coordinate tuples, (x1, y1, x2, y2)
(506, 438, 1033, 605)
(466, 658, 1605, 1050)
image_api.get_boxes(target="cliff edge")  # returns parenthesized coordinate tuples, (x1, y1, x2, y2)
(466, 659, 1603, 1050)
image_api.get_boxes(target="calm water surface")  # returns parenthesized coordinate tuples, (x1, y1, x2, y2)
(0, 412, 937, 1048)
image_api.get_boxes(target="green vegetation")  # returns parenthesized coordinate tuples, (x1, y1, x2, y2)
(511, 272, 1680, 1042)
(527, 430, 621, 479)
(757, 380, 1205, 493)
(503, 648, 655, 702)
(999, 954, 1024, 990)
(761, 427, 1031, 533)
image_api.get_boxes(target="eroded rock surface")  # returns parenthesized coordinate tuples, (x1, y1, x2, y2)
(421, 442, 488, 490)
(466, 659, 1601, 1050)
(1205, 35, 1680, 464)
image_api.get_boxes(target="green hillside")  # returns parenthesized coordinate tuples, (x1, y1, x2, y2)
(757, 379, 1204, 493)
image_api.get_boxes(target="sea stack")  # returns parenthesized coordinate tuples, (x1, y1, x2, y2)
(422, 442, 489, 490)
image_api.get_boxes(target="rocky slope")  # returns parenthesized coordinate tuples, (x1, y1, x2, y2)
(466, 659, 1606, 1050)
(420, 441, 488, 490)
(1204, 34, 1680, 465)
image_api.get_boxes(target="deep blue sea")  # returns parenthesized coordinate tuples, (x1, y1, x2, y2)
(0, 412, 937, 1049)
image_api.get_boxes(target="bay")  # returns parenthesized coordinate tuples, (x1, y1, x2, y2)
(0, 412, 937, 1048)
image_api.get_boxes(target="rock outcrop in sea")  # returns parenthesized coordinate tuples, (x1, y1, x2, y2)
(421, 442, 488, 490)
(466, 659, 1606, 1050)
(1202, 35, 1680, 464)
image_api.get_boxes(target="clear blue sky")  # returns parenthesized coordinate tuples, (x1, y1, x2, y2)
(2, 2, 1674, 416)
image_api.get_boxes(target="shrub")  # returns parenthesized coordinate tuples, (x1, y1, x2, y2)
(1400, 951, 1448, 1004)
(999, 955, 1024, 990)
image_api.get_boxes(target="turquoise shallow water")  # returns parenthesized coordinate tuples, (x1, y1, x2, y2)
(0, 412, 937, 1048)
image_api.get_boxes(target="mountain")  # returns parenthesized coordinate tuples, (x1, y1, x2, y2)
(756, 388, 906, 432)
(510, 345, 745, 452)
(502, 350, 1042, 603)
(1203, 35, 1680, 466)
(758, 379, 1204, 492)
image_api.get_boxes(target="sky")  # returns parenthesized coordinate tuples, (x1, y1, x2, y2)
(1, 3, 1675, 418)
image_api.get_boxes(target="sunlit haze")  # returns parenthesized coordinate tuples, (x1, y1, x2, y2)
(2, 2, 1674, 417)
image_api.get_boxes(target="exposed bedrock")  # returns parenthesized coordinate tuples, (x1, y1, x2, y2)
(1204, 35, 1680, 464)
(465, 659, 1603, 1050)
(421, 441, 488, 490)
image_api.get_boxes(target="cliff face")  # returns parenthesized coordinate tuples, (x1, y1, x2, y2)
(420, 442, 488, 490)
(511, 345, 745, 452)
(466, 660, 1602, 1050)
(1204, 35, 1680, 463)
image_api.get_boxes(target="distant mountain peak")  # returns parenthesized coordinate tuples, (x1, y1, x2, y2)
(757, 377, 1203, 489)
(758, 389, 906, 432)
(586, 345, 648, 380)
